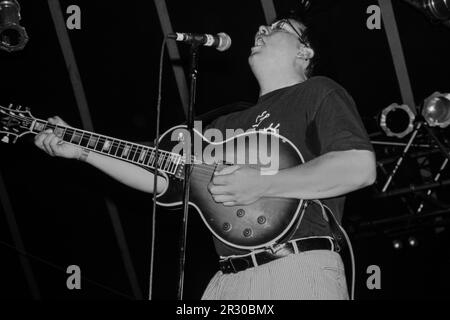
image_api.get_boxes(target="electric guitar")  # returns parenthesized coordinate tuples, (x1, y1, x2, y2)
(0, 104, 307, 250)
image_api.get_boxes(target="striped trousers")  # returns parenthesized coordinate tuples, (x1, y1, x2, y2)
(202, 250, 349, 300)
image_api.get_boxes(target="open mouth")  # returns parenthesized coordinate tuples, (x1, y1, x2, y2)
(253, 35, 265, 48)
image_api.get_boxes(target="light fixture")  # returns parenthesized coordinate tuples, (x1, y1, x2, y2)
(380, 103, 416, 138)
(422, 92, 450, 128)
(0, 0, 28, 52)
(402, 0, 450, 27)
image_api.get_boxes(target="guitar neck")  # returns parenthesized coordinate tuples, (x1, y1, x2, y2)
(30, 118, 184, 179)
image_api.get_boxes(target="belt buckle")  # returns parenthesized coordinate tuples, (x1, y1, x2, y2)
(221, 257, 245, 273)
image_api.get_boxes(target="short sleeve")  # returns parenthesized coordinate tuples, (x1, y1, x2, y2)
(314, 88, 374, 154)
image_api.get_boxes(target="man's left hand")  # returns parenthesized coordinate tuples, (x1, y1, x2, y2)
(207, 165, 270, 206)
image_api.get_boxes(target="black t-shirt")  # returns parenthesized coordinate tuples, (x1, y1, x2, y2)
(207, 76, 374, 256)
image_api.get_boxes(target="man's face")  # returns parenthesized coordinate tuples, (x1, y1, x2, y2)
(249, 19, 306, 71)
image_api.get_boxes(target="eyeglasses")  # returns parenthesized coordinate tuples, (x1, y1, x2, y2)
(269, 19, 309, 47)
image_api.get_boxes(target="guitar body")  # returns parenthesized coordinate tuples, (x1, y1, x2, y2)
(155, 125, 306, 250)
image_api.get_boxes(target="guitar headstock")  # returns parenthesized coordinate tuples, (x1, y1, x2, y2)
(0, 104, 35, 144)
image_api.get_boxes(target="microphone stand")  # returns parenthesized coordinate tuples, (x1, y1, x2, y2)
(177, 42, 199, 300)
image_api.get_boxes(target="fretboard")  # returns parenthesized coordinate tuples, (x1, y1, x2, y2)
(30, 119, 184, 179)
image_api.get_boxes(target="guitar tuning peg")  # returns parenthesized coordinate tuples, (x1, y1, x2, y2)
(17, 105, 22, 110)
(25, 107, 30, 112)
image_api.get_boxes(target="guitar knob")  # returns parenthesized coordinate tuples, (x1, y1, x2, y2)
(223, 222, 232, 232)
(257, 216, 267, 224)
(236, 209, 245, 218)
(243, 228, 253, 238)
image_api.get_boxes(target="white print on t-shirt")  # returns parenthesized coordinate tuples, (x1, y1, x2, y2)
(252, 110, 280, 133)
(263, 122, 280, 133)
(252, 110, 270, 128)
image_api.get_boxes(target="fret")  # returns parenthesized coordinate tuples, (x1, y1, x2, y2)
(54, 125, 64, 138)
(169, 154, 178, 173)
(102, 140, 112, 152)
(138, 147, 146, 163)
(149, 150, 156, 167)
(128, 145, 137, 161)
(70, 130, 83, 145)
(163, 153, 171, 171)
(150, 151, 157, 168)
(171, 156, 180, 174)
(144, 149, 152, 167)
(88, 135, 98, 148)
(121, 143, 130, 158)
(109, 140, 119, 155)
(116, 141, 125, 157)
(133, 146, 142, 162)
(95, 138, 105, 152)
(160, 153, 168, 171)
(173, 156, 180, 174)
(157, 153, 164, 168)
(170, 154, 180, 174)
(168, 156, 174, 172)
(80, 132, 90, 148)
(63, 129, 73, 142)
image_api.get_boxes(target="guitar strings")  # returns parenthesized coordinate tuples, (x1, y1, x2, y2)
(22, 117, 248, 177)
(39, 123, 238, 174)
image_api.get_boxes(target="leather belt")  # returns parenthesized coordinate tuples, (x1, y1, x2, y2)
(219, 237, 338, 274)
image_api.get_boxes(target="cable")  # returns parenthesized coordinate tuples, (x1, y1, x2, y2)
(148, 38, 166, 300)
(322, 202, 356, 300)
(338, 221, 356, 300)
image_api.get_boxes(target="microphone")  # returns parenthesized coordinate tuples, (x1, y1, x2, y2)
(0, 0, 29, 52)
(167, 32, 231, 51)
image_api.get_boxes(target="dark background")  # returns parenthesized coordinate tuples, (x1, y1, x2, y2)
(1, 0, 450, 300)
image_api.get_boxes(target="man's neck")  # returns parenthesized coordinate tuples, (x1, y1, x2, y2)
(257, 73, 307, 97)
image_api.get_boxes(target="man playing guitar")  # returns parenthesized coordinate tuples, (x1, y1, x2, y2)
(34, 16, 376, 299)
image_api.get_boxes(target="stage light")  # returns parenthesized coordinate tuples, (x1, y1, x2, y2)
(408, 236, 418, 247)
(422, 92, 450, 128)
(402, 0, 450, 27)
(393, 240, 403, 249)
(423, 0, 450, 21)
(380, 103, 416, 138)
(0, 0, 28, 52)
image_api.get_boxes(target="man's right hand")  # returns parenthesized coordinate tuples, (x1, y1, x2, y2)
(34, 116, 83, 160)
